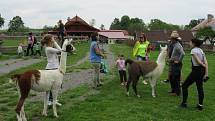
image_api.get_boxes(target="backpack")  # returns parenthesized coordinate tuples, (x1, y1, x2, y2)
(100, 59, 108, 74)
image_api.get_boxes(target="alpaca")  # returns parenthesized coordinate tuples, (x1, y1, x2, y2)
(10, 38, 74, 121)
(125, 45, 167, 98)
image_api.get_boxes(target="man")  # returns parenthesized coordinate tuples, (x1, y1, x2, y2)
(58, 20, 65, 47)
(168, 31, 185, 96)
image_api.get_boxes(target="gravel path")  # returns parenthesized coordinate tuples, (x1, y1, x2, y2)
(0, 58, 43, 76)
(29, 44, 115, 102)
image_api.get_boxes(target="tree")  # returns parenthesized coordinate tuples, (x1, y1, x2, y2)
(0, 14, 4, 28)
(89, 19, 96, 27)
(100, 24, 105, 30)
(110, 18, 122, 30)
(8, 16, 29, 32)
(185, 19, 204, 30)
(120, 15, 130, 30)
(195, 27, 215, 45)
(43, 25, 54, 32)
(148, 19, 180, 30)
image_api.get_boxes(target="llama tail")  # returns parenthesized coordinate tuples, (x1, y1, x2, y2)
(125, 59, 134, 66)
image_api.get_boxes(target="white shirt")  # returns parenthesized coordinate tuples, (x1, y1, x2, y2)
(17, 45, 23, 53)
(45, 42, 62, 69)
(191, 47, 205, 66)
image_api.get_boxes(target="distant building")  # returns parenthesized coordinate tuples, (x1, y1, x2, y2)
(192, 14, 215, 31)
(48, 15, 99, 37)
(98, 30, 129, 44)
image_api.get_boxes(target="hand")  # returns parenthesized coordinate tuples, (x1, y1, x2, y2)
(174, 60, 179, 64)
(203, 75, 209, 82)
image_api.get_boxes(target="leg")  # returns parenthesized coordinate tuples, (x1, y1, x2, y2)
(16, 97, 26, 121)
(119, 70, 123, 83)
(30, 46, 34, 56)
(42, 91, 49, 116)
(126, 77, 132, 96)
(150, 78, 157, 97)
(20, 105, 27, 121)
(169, 74, 174, 93)
(175, 74, 181, 96)
(132, 76, 140, 97)
(181, 72, 195, 104)
(123, 70, 127, 84)
(26, 44, 31, 56)
(52, 89, 59, 117)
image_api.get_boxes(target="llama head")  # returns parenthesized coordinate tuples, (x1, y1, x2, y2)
(62, 38, 76, 52)
(157, 45, 168, 62)
(160, 45, 167, 54)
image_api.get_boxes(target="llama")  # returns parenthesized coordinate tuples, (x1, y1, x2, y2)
(125, 45, 167, 98)
(10, 38, 74, 121)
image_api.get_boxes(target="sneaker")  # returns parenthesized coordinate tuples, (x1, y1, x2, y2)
(180, 103, 187, 108)
(196, 104, 203, 111)
(142, 80, 148, 85)
(162, 79, 169, 83)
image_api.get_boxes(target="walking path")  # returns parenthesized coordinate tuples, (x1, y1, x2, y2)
(0, 58, 43, 76)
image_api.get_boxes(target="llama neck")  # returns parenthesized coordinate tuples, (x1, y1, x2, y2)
(59, 51, 67, 74)
(156, 52, 166, 69)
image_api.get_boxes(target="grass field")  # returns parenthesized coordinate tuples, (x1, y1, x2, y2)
(2, 39, 26, 47)
(0, 43, 215, 121)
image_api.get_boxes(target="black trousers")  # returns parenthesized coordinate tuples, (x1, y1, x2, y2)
(26, 44, 34, 56)
(169, 63, 182, 95)
(119, 70, 127, 83)
(182, 66, 205, 105)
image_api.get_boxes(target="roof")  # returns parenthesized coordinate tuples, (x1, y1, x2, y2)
(192, 18, 215, 31)
(98, 30, 127, 39)
(144, 30, 194, 42)
(65, 15, 99, 31)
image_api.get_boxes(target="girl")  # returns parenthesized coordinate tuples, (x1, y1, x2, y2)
(116, 55, 127, 85)
(41, 34, 62, 106)
(180, 38, 209, 110)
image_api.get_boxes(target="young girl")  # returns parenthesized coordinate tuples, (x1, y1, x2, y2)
(41, 34, 62, 106)
(180, 38, 209, 110)
(116, 55, 127, 85)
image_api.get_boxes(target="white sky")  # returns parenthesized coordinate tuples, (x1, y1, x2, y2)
(0, 0, 214, 29)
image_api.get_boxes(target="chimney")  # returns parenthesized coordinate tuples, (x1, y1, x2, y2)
(207, 14, 214, 23)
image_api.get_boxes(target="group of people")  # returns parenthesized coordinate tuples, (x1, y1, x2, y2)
(114, 31, 209, 111)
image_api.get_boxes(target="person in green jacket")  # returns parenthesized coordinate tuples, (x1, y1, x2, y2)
(133, 33, 150, 61)
(133, 33, 150, 84)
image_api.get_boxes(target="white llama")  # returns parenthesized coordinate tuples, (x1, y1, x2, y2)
(10, 38, 74, 121)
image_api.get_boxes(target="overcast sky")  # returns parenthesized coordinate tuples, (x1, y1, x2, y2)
(0, 0, 214, 29)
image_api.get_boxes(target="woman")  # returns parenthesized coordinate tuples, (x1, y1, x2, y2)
(180, 38, 209, 110)
(89, 32, 105, 89)
(41, 34, 62, 106)
(133, 33, 150, 84)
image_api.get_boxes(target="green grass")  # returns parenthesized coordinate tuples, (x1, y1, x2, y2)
(1, 43, 215, 121)
(2, 39, 26, 47)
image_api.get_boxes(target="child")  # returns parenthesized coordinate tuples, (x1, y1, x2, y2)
(180, 38, 209, 110)
(17, 43, 24, 57)
(116, 55, 127, 85)
(41, 34, 62, 106)
(34, 41, 41, 56)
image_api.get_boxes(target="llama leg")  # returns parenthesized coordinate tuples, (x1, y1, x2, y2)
(126, 79, 131, 96)
(132, 80, 140, 98)
(150, 78, 157, 98)
(16, 97, 25, 121)
(52, 90, 59, 118)
(42, 91, 49, 116)
(21, 105, 27, 121)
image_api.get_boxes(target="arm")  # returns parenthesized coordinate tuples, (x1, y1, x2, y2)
(47, 47, 61, 54)
(94, 45, 105, 58)
(53, 41, 62, 51)
(204, 57, 208, 77)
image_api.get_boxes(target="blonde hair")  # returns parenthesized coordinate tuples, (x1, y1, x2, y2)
(41, 34, 53, 46)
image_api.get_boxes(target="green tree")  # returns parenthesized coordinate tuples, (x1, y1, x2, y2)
(43, 25, 54, 32)
(8, 16, 29, 32)
(195, 27, 215, 45)
(110, 18, 122, 30)
(148, 19, 180, 30)
(0, 14, 4, 28)
(120, 15, 130, 30)
(100, 24, 105, 30)
(185, 19, 204, 30)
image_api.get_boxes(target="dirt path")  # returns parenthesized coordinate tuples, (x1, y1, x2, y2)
(0, 58, 43, 76)
(29, 44, 115, 102)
